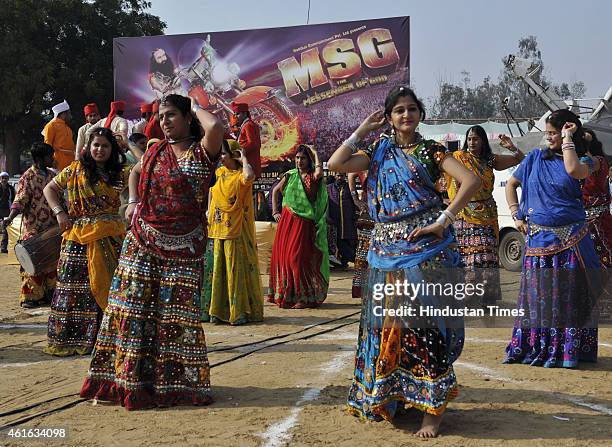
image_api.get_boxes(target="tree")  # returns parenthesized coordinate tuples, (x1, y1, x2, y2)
(430, 36, 587, 120)
(431, 73, 498, 120)
(0, 0, 166, 173)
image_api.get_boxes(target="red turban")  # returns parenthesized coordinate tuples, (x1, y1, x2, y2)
(140, 103, 153, 114)
(230, 102, 249, 113)
(104, 100, 126, 128)
(83, 103, 99, 116)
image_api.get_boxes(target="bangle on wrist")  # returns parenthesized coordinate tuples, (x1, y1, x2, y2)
(435, 212, 452, 229)
(343, 132, 362, 152)
(442, 209, 456, 223)
(52, 206, 64, 216)
(128, 197, 140, 204)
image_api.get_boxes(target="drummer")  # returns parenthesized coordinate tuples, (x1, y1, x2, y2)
(4, 143, 58, 308)
(42, 128, 130, 356)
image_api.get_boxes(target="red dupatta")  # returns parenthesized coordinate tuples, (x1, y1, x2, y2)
(132, 140, 213, 259)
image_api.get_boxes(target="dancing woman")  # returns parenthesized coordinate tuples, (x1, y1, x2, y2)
(504, 109, 602, 368)
(445, 126, 524, 303)
(205, 139, 263, 325)
(348, 171, 373, 298)
(268, 145, 329, 308)
(80, 94, 224, 409)
(327, 86, 480, 437)
(43, 128, 129, 356)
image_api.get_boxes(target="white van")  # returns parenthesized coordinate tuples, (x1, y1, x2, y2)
(493, 166, 524, 272)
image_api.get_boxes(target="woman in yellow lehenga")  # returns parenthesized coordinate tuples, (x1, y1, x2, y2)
(205, 139, 263, 325)
(445, 125, 524, 304)
(43, 128, 129, 356)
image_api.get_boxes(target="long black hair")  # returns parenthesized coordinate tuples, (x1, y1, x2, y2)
(584, 129, 604, 157)
(81, 128, 126, 186)
(462, 125, 494, 163)
(160, 94, 203, 141)
(544, 109, 586, 159)
(384, 85, 426, 121)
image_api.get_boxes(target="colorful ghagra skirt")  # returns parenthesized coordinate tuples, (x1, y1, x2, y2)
(453, 218, 501, 304)
(80, 231, 213, 410)
(207, 229, 264, 325)
(586, 207, 612, 319)
(45, 237, 121, 356)
(504, 225, 600, 368)
(268, 207, 328, 308)
(348, 259, 464, 421)
(352, 216, 374, 298)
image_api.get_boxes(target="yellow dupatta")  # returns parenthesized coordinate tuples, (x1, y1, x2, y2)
(445, 150, 498, 228)
(207, 165, 254, 240)
(54, 162, 129, 309)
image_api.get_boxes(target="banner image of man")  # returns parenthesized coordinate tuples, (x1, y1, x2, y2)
(149, 48, 180, 98)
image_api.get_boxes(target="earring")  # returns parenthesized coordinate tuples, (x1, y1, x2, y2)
(390, 127, 396, 136)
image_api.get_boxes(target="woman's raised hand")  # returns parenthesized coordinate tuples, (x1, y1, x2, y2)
(357, 110, 386, 135)
(498, 134, 516, 151)
(562, 122, 578, 136)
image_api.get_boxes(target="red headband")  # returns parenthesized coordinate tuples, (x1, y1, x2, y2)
(83, 103, 99, 116)
(104, 100, 127, 128)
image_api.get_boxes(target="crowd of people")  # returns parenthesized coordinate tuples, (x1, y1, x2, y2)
(1, 84, 610, 438)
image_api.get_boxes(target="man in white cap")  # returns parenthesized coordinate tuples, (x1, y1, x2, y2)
(0, 171, 15, 253)
(42, 99, 75, 170)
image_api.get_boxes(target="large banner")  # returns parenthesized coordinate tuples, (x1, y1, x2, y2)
(114, 16, 410, 191)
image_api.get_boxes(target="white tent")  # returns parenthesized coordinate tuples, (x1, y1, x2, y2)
(417, 121, 530, 144)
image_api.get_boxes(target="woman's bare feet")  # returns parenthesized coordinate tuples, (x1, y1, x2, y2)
(415, 412, 443, 438)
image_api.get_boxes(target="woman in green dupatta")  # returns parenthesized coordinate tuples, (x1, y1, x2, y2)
(268, 145, 329, 308)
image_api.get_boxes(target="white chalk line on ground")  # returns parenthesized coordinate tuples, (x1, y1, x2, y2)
(0, 358, 75, 369)
(0, 323, 47, 330)
(455, 361, 522, 384)
(455, 360, 612, 416)
(260, 346, 354, 447)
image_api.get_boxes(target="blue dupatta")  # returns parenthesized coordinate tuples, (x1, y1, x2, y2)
(366, 137, 458, 270)
(364, 137, 463, 362)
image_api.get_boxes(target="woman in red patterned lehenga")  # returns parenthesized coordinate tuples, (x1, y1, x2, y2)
(582, 129, 612, 318)
(80, 94, 224, 410)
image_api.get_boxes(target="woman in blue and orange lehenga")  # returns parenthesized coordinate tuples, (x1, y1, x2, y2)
(328, 86, 481, 438)
(80, 94, 224, 410)
(504, 109, 604, 368)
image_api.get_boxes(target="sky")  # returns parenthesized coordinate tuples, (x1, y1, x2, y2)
(147, 0, 611, 108)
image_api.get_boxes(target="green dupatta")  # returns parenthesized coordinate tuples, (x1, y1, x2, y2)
(282, 168, 329, 281)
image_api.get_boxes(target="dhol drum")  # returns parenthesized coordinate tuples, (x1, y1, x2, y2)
(14, 226, 62, 275)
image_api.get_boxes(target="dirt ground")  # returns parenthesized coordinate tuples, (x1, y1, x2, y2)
(0, 261, 610, 447)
